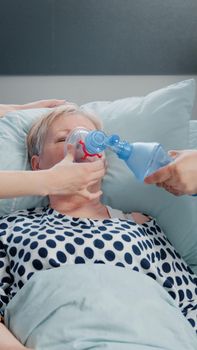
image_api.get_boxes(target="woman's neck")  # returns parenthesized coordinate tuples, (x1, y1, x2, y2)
(49, 194, 110, 220)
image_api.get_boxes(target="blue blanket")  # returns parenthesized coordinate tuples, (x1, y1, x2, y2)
(4, 264, 197, 350)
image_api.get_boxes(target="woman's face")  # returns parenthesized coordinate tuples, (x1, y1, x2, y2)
(32, 114, 97, 170)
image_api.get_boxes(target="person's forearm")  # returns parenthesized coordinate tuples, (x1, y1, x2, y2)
(0, 99, 66, 118)
(0, 322, 30, 350)
(0, 104, 21, 117)
(0, 170, 49, 198)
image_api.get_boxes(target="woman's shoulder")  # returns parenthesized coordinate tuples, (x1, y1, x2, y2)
(0, 206, 46, 223)
(107, 206, 153, 225)
(130, 212, 151, 225)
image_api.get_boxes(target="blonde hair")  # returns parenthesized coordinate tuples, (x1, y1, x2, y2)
(27, 102, 102, 161)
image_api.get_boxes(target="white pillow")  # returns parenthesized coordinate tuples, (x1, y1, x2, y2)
(189, 120, 197, 149)
(82, 80, 197, 271)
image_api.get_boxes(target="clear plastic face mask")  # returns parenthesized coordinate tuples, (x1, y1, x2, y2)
(64, 127, 103, 162)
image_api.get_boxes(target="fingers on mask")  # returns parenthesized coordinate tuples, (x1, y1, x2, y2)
(65, 144, 75, 161)
(168, 150, 181, 159)
(78, 189, 103, 200)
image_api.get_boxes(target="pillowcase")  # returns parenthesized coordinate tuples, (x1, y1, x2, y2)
(189, 120, 197, 149)
(0, 108, 50, 216)
(0, 79, 196, 272)
(189, 119, 197, 271)
(82, 79, 197, 272)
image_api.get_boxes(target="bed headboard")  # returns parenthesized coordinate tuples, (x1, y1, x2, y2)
(0, 0, 197, 75)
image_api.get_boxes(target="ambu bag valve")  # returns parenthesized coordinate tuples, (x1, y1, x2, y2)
(84, 130, 172, 181)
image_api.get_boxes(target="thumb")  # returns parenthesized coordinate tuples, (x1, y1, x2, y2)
(65, 144, 75, 162)
(144, 163, 172, 184)
(48, 99, 66, 107)
(168, 150, 181, 159)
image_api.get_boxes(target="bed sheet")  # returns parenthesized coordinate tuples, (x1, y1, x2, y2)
(5, 264, 197, 350)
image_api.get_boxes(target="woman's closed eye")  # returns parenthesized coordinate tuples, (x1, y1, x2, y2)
(55, 134, 69, 143)
(57, 137, 66, 142)
(55, 130, 71, 143)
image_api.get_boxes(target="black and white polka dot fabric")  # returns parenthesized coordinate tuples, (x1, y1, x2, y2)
(0, 206, 196, 333)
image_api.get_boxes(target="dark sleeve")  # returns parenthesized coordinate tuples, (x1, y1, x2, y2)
(0, 234, 12, 314)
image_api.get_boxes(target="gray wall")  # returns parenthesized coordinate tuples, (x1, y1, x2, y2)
(0, 0, 197, 75)
(0, 75, 196, 118)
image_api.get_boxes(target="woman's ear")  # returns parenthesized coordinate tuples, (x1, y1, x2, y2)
(31, 155, 41, 170)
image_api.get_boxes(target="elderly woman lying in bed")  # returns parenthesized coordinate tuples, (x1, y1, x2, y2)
(0, 104, 196, 349)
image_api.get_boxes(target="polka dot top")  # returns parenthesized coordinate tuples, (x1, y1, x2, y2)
(0, 206, 196, 332)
